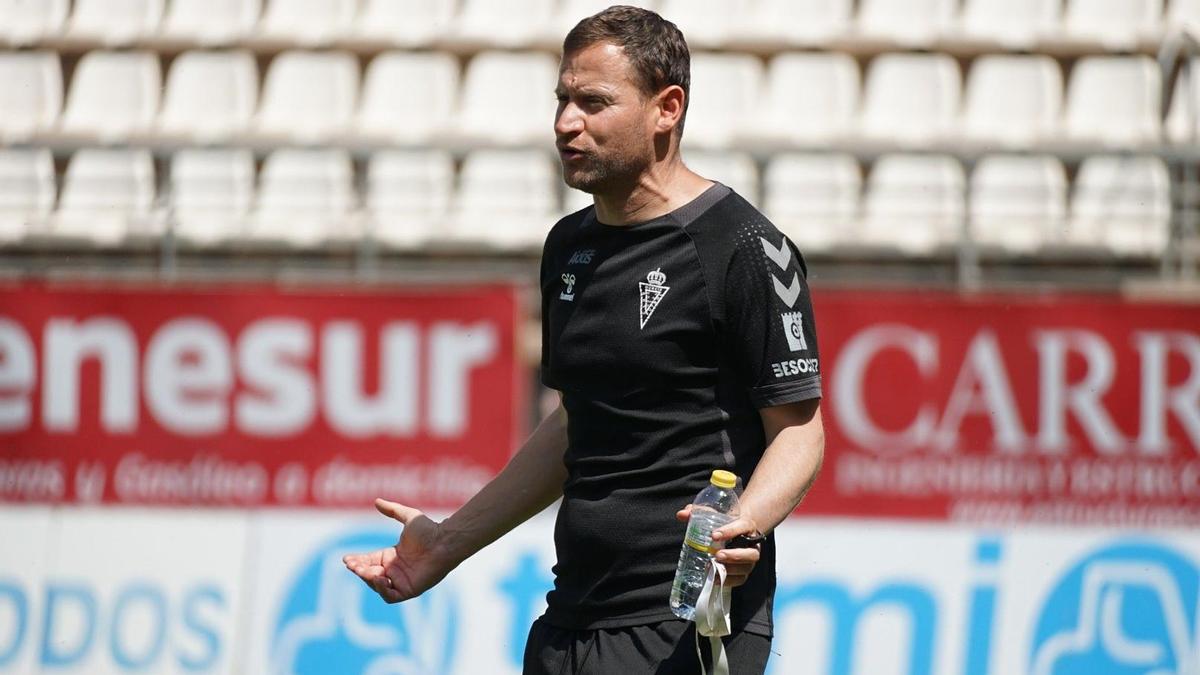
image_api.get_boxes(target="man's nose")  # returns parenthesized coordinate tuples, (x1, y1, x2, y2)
(555, 104, 584, 136)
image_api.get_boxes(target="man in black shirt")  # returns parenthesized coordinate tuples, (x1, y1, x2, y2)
(345, 6, 824, 674)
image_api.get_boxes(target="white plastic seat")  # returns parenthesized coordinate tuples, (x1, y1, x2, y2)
(962, 55, 1063, 147)
(861, 154, 965, 255)
(1064, 56, 1161, 146)
(353, 0, 456, 46)
(731, 0, 853, 47)
(170, 149, 255, 246)
(1166, 0, 1200, 36)
(0, 0, 69, 45)
(451, 0, 556, 48)
(450, 150, 557, 251)
(455, 51, 558, 146)
(683, 53, 763, 149)
(1069, 155, 1171, 257)
(59, 51, 161, 143)
(859, 54, 961, 145)
(0, 51, 62, 142)
(159, 50, 258, 142)
(855, 0, 957, 47)
(1062, 0, 1162, 49)
(255, 0, 356, 45)
(254, 50, 358, 142)
(660, 0, 753, 48)
(55, 149, 157, 245)
(357, 51, 458, 144)
(251, 149, 356, 246)
(544, 0, 660, 46)
(0, 149, 55, 242)
(957, 0, 1060, 48)
(367, 150, 454, 249)
(64, 0, 163, 45)
(742, 52, 859, 146)
(1166, 58, 1200, 144)
(764, 153, 861, 253)
(970, 155, 1067, 254)
(682, 151, 759, 204)
(160, 0, 262, 45)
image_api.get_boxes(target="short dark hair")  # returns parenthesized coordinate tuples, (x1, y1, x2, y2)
(563, 5, 691, 133)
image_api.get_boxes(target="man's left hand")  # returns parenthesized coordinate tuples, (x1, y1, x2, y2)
(675, 505, 762, 588)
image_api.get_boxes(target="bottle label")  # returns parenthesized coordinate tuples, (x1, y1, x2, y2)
(684, 520, 719, 555)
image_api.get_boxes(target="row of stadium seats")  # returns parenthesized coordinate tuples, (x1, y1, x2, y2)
(2, 0, 1198, 52)
(3, 49, 1198, 150)
(0, 147, 1171, 257)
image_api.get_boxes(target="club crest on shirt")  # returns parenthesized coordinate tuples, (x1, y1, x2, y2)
(638, 268, 670, 329)
(560, 273, 577, 301)
(781, 311, 807, 351)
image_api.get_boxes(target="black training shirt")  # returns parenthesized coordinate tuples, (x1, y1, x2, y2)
(539, 183, 822, 636)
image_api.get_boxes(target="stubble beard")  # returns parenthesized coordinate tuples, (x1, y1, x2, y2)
(561, 146, 650, 196)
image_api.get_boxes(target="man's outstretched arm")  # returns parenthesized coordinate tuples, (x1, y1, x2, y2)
(345, 401, 569, 603)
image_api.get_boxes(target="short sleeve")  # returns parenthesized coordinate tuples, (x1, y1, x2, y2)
(539, 234, 560, 391)
(725, 227, 822, 408)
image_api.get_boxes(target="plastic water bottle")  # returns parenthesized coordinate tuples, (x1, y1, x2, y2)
(669, 469, 740, 620)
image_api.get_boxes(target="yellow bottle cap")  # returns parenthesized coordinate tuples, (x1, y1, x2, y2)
(710, 470, 737, 489)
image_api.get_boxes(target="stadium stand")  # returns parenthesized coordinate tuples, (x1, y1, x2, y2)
(0, 0, 1193, 286)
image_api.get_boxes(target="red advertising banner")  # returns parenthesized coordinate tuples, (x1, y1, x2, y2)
(0, 282, 525, 509)
(805, 289, 1200, 527)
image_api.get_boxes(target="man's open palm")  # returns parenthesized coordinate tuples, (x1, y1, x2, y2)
(343, 498, 454, 604)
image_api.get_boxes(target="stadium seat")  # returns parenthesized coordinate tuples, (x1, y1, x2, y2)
(0, 51, 62, 143)
(961, 55, 1063, 147)
(64, 0, 163, 46)
(254, 50, 358, 143)
(1061, 0, 1163, 49)
(854, 0, 957, 47)
(660, 0, 753, 48)
(683, 53, 763, 149)
(159, 50, 258, 142)
(169, 149, 255, 246)
(54, 149, 158, 245)
(730, 0, 853, 48)
(861, 154, 965, 255)
(0, 149, 55, 242)
(159, 0, 262, 45)
(1166, 0, 1200, 36)
(681, 151, 759, 204)
(859, 54, 961, 145)
(58, 51, 161, 143)
(455, 51, 558, 147)
(450, 0, 557, 49)
(357, 51, 458, 144)
(1064, 56, 1161, 147)
(250, 149, 356, 247)
(543, 0, 660, 47)
(957, 0, 1060, 48)
(1069, 155, 1171, 256)
(367, 150, 455, 249)
(970, 155, 1067, 254)
(0, 0, 68, 45)
(450, 150, 558, 251)
(1166, 58, 1200, 144)
(255, 0, 356, 46)
(352, 0, 456, 47)
(740, 52, 859, 147)
(764, 153, 861, 253)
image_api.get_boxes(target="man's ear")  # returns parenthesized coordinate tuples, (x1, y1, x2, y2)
(654, 85, 686, 135)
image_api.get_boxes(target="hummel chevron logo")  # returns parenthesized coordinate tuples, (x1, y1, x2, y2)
(772, 272, 801, 308)
(760, 236, 791, 271)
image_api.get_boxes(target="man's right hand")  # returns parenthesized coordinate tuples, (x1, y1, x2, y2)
(343, 498, 456, 604)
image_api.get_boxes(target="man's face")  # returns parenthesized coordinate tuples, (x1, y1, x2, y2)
(554, 42, 659, 194)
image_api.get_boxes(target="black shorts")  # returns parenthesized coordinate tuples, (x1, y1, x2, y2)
(522, 617, 772, 675)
